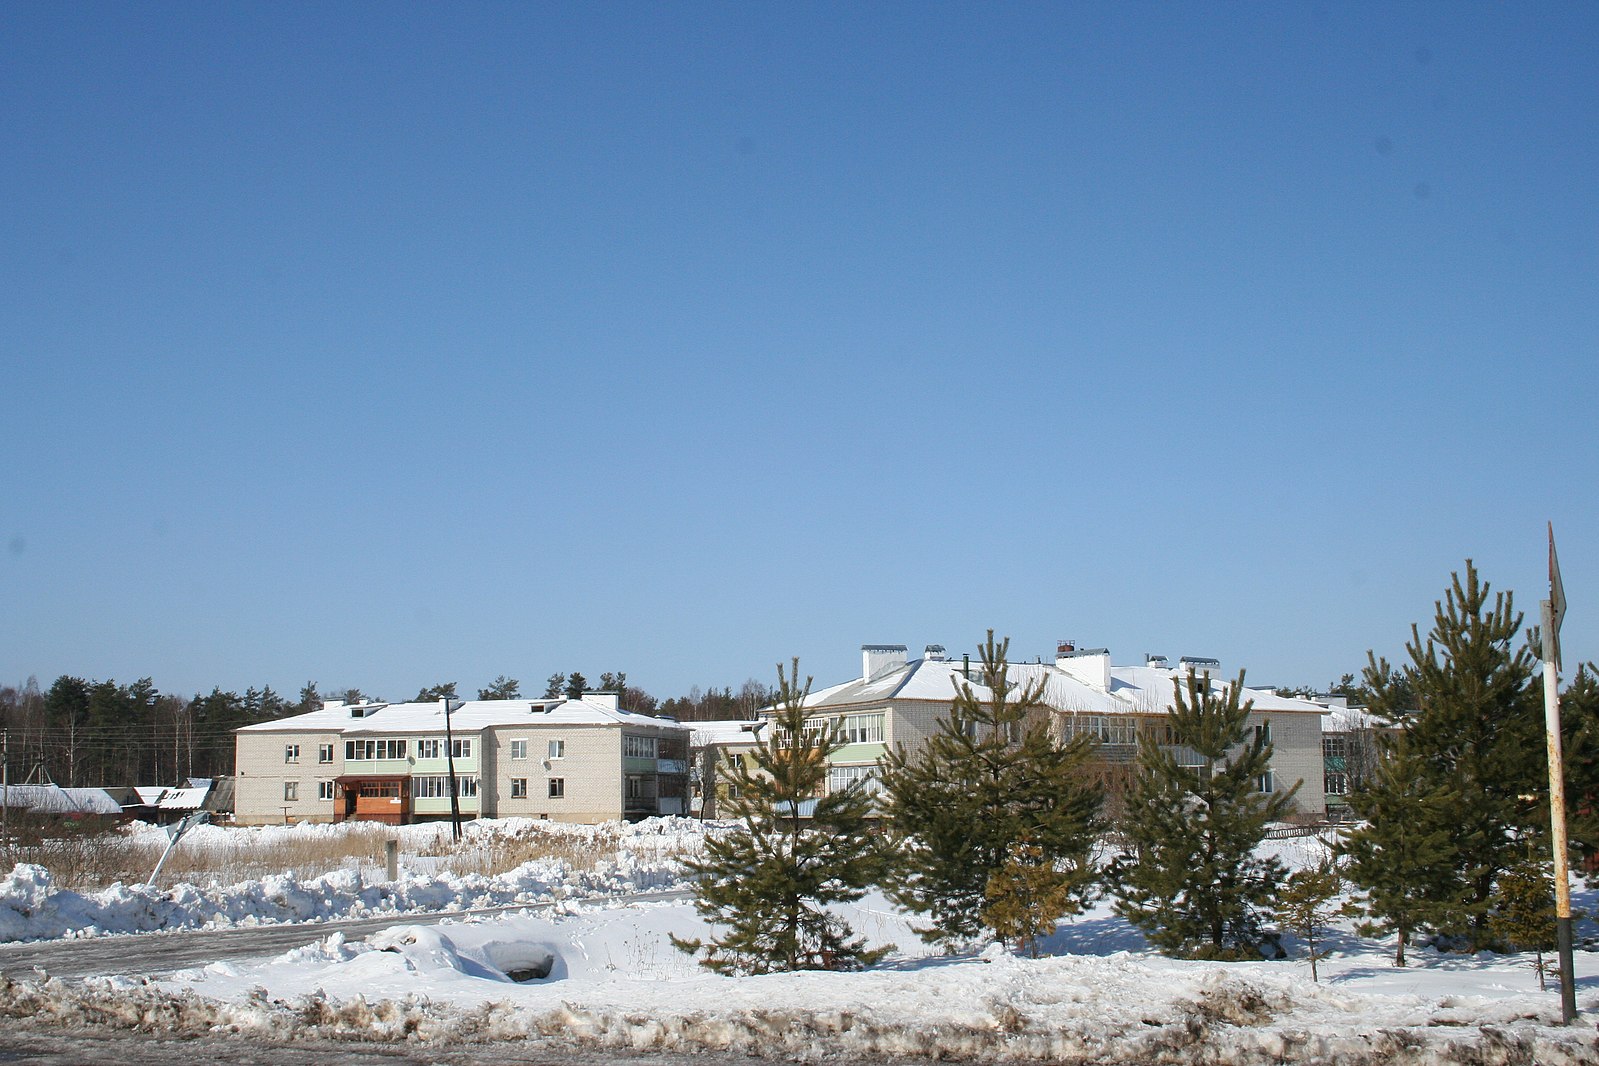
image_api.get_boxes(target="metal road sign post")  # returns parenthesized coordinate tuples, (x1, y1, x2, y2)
(147, 810, 210, 887)
(1540, 523, 1576, 1024)
(443, 697, 464, 841)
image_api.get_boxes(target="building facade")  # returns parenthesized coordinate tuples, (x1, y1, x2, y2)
(781, 642, 1332, 822)
(234, 694, 690, 826)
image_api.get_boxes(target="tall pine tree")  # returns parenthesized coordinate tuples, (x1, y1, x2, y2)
(1358, 562, 1543, 948)
(1114, 668, 1293, 959)
(879, 632, 1102, 945)
(672, 659, 885, 974)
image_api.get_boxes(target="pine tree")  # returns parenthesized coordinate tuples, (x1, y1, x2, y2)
(981, 837, 1078, 958)
(414, 682, 458, 703)
(878, 632, 1102, 945)
(1561, 665, 1599, 870)
(565, 672, 588, 700)
(1361, 562, 1543, 948)
(1276, 859, 1342, 982)
(672, 659, 886, 974)
(1114, 669, 1294, 959)
(1339, 736, 1472, 967)
(1489, 852, 1559, 990)
(477, 675, 521, 701)
(543, 673, 567, 699)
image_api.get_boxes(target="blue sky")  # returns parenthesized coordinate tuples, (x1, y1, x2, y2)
(4, 2, 1595, 703)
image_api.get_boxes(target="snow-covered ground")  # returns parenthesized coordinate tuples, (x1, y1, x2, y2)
(2, 820, 1597, 1063)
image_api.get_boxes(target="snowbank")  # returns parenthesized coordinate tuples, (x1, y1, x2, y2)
(0, 818, 698, 942)
(2, 894, 1593, 1064)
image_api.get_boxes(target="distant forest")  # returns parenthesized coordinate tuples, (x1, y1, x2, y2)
(0, 672, 775, 789)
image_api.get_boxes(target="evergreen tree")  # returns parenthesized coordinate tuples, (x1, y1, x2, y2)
(1339, 736, 1471, 967)
(879, 632, 1102, 945)
(1114, 669, 1293, 959)
(1488, 852, 1560, 990)
(981, 837, 1078, 958)
(1561, 664, 1599, 870)
(414, 682, 459, 703)
(672, 659, 886, 974)
(564, 672, 588, 700)
(543, 673, 566, 699)
(1276, 859, 1342, 982)
(477, 675, 521, 701)
(1361, 562, 1543, 947)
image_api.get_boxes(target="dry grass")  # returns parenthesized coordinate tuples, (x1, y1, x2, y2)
(2, 817, 706, 892)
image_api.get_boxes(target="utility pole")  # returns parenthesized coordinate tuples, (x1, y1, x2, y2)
(1539, 522, 1576, 1024)
(443, 697, 463, 841)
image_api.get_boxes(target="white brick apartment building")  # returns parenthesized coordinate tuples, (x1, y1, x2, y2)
(234, 694, 690, 825)
(787, 643, 1331, 821)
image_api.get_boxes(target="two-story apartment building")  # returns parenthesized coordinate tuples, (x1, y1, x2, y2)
(782, 642, 1331, 821)
(234, 694, 690, 825)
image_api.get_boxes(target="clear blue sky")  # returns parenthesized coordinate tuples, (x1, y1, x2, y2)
(4, 2, 1595, 703)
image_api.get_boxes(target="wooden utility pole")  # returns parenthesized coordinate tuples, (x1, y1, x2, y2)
(1540, 523, 1576, 1024)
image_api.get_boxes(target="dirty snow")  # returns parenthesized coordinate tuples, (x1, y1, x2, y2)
(2, 820, 1597, 1063)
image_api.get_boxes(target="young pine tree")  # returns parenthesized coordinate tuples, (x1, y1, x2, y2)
(1276, 858, 1342, 982)
(1362, 562, 1543, 948)
(672, 659, 886, 974)
(981, 837, 1078, 958)
(879, 632, 1102, 946)
(1489, 853, 1559, 991)
(1338, 736, 1472, 967)
(1115, 669, 1294, 959)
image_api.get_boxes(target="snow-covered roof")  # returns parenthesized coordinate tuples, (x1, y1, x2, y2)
(133, 786, 167, 806)
(1107, 665, 1328, 716)
(156, 786, 211, 811)
(236, 696, 690, 736)
(796, 658, 996, 711)
(1320, 703, 1386, 733)
(688, 720, 767, 747)
(0, 785, 123, 815)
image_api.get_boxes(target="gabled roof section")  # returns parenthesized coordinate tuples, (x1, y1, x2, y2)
(793, 657, 994, 712)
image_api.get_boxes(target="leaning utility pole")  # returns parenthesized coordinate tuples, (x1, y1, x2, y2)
(442, 697, 463, 841)
(1539, 522, 1576, 1024)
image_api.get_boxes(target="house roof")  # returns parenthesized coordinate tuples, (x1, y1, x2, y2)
(689, 719, 768, 747)
(235, 696, 690, 736)
(797, 658, 996, 711)
(0, 785, 123, 815)
(1107, 665, 1329, 716)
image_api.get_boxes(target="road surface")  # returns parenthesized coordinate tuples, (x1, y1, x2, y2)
(0, 888, 692, 981)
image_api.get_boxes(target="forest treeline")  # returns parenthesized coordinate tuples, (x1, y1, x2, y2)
(0, 672, 775, 788)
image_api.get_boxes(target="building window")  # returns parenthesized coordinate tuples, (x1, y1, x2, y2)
(284, 744, 300, 763)
(283, 782, 298, 802)
(837, 713, 885, 745)
(1257, 770, 1276, 794)
(511, 778, 528, 798)
(1322, 735, 1346, 759)
(1254, 722, 1271, 746)
(415, 775, 479, 799)
(548, 739, 565, 759)
(1325, 772, 1349, 796)
(828, 764, 883, 795)
(317, 744, 334, 764)
(344, 739, 407, 761)
(418, 739, 441, 759)
(623, 734, 657, 759)
(317, 781, 335, 800)
(509, 740, 527, 760)
(451, 738, 473, 759)
(548, 778, 565, 799)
